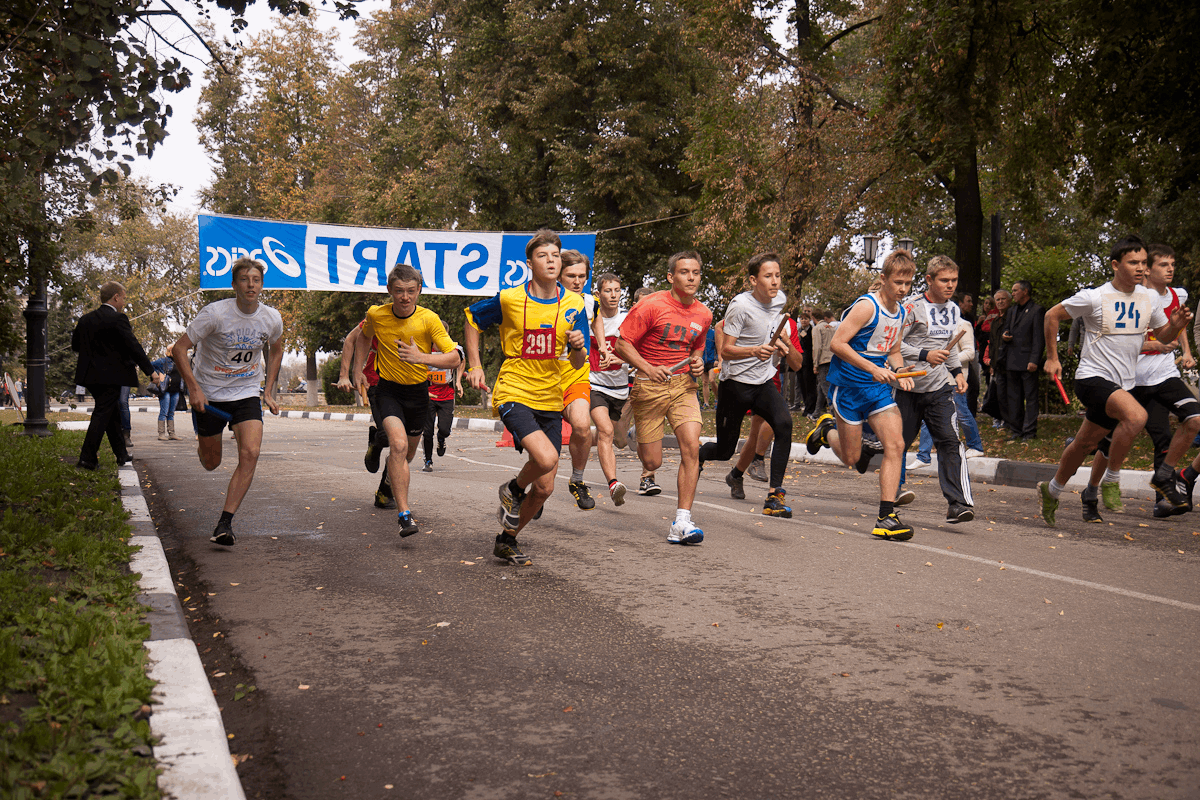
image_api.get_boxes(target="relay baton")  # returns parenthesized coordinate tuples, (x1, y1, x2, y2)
(194, 403, 232, 422)
(1053, 373, 1070, 405)
(945, 327, 968, 351)
(767, 316, 791, 347)
(894, 369, 927, 379)
(668, 356, 692, 374)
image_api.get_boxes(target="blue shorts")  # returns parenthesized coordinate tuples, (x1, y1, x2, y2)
(829, 383, 896, 425)
(498, 401, 563, 455)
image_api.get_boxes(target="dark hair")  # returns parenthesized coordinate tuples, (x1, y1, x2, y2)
(388, 263, 423, 289)
(667, 250, 702, 274)
(1013, 279, 1033, 298)
(525, 229, 562, 261)
(1147, 243, 1175, 265)
(1109, 234, 1146, 263)
(746, 252, 781, 278)
(99, 281, 126, 303)
(231, 257, 265, 284)
(596, 272, 621, 291)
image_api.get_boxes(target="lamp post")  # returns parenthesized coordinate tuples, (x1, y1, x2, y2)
(897, 237, 915, 254)
(862, 233, 880, 268)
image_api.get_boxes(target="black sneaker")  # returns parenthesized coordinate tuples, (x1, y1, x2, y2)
(569, 480, 596, 510)
(806, 413, 835, 455)
(364, 425, 382, 474)
(494, 533, 532, 565)
(437, 436, 447, 457)
(762, 490, 792, 518)
(725, 470, 745, 500)
(1081, 485, 1103, 523)
(374, 490, 396, 510)
(946, 502, 974, 524)
(1151, 468, 1188, 508)
(855, 438, 884, 474)
(398, 511, 419, 537)
(638, 476, 662, 496)
(1152, 498, 1178, 518)
(210, 518, 236, 546)
(1179, 468, 1196, 512)
(871, 513, 913, 541)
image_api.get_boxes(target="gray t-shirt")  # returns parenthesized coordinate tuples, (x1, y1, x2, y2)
(719, 290, 787, 385)
(186, 298, 284, 401)
(900, 292, 962, 393)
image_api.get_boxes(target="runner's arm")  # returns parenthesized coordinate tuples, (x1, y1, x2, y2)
(336, 325, 362, 391)
(170, 332, 207, 412)
(1041, 304, 1071, 379)
(263, 336, 284, 415)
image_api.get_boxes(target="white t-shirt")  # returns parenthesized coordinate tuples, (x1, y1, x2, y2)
(590, 308, 630, 398)
(1064, 283, 1166, 390)
(186, 298, 284, 401)
(1135, 286, 1188, 387)
(719, 289, 787, 385)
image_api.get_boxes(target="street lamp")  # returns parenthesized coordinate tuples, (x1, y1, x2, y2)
(897, 237, 915, 254)
(862, 233, 880, 268)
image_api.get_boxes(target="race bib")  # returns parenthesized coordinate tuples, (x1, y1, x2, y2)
(589, 335, 622, 371)
(428, 370, 448, 384)
(1100, 292, 1150, 335)
(522, 327, 557, 359)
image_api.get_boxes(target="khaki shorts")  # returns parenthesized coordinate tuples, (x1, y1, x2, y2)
(629, 374, 702, 443)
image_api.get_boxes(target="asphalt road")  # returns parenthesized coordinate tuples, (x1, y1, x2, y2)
(135, 416, 1200, 800)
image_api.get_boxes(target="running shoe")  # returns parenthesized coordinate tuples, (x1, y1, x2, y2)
(1152, 498, 1178, 518)
(638, 476, 662, 496)
(871, 513, 912, 541)
(210, 518, 236, 547)
(747, 457, 768, 483)
(726, 469, 745, 500)
(609, 481, 627, 506)
(806, 413, 835, 454)
(856, 439, 884, 474)
(422, 458, 433, 473)
(964, 448, 986, 459)
(1150, 468, 1187, 508)
(437, 436, 447, 457)
(667, 519, 704, 545)
(1037, 481, 1058, 527)
(398, 511, 419, 537)
(1100, 481, 1123, 512)
(762, 490, 792, 518)
(494, 533, 531, 565)
(905, 454, 931, 471)
(374, 490, 396, 510)
(1179, 467, 1196, 511)
(946, 502, 974, 524)
(895, 489, 916, 506)
(569, 480, 596, 510)
(364, 425, 382, 474)
(497, 479, 525, 528)
(1081, 485, 1102, 523)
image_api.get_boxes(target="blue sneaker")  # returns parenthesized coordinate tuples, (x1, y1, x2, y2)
(398, 511, 419, 537)
(667, 519, 704, 545)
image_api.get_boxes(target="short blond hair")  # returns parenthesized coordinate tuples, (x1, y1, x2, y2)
(926, 255, 958, 278)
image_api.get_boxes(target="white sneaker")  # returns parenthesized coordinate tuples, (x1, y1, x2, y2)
(964, 448, 985, 459)
(610, 481, 627, 506)
(905, 455, 931, 471)
(667, 519, 704, 545)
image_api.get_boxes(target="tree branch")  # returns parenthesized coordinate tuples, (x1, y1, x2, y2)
(818, 16, 881, 57)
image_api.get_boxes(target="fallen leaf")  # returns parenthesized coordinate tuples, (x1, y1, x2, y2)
(229, 583, 239, 586)
(936, 622, 944, 629)
(1138, 523, 1149, 528)
(1179, 550, 1186, 554)
(1044, 598, 1052, 604)
(1059, 611, 1064, 616)
(316, 587, 324, 590)
(1124, 534, 1134, 541)
(711, 622, 719, 627)
(840, 672, 850, 677)
(298, 685, 310, 690)
(897, 570, 906, 574)
(435, 622, 450, 627)
(562, 707, 573, 713)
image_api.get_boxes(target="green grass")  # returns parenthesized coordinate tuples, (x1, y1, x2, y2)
(0, 427, 160, 799)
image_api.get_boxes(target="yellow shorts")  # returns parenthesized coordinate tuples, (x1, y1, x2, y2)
(629, 374, 701, 443)
(563, 380, 591, 409)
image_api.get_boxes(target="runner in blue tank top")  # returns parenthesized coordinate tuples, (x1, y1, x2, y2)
(805, 249, 917, 540)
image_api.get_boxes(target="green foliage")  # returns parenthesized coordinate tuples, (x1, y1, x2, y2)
(1003, 245, 1107, 309)
(0, 428, 159, 798)
(321, 356, 353, 405)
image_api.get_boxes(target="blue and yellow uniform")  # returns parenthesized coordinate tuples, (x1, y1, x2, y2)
(827, 292, 906, 424)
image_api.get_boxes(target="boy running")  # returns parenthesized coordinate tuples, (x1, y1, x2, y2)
(615, 251, 713, 545)
(589, 271, 632, 505)
(354, 264, 462, 536)
(171, 257, 284, 547)
(336, 320, 396, 509)
(421, 340, 464, 472)
(558, 250, 607, 509)
(1038, 235, 1192, 526)
(464, 230, 589, 565)
(698, 252, 798, 518)
(805, 249, 916, 540)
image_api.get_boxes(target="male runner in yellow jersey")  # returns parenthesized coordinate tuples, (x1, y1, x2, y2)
(464, 230, 590, 565)
(355, 263, 461, 536)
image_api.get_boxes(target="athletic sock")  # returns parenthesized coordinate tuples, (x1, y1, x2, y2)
(571, 468, 585, 483)
(1103, 468, 1120, 485)
(508, 478, 525, 500)
(219, 510, 234, 525)
(1048, 479, 1065, 498)
(675, 509, 691, 525)
(878, 500, 894, 519)
(730, 467, 744, 479)
(752, 454, 764, 463)
(608, 478, 618, 488)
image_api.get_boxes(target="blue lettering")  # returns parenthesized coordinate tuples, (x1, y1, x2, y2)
(315, 236, 351, 284)
(353, 240, 389, 286)
(458, 243, 489, 291)
(424, 242, 457, 289)
(396, 242, 421, 274)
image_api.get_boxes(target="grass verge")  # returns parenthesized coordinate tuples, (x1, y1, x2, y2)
(0, 426, 159, 799)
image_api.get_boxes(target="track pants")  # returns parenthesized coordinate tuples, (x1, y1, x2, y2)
(699, 378, 792, 488)
(898, 385, 973, 507)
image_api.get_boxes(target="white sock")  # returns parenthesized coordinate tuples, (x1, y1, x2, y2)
(675, 509, 691, 525)
(1048, 479, 1065, 499)
(1103, 468, 1120, 485)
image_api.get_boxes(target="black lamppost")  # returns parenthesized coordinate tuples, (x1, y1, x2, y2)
(862, 234, 880, 268)
(897, 237, 915, 254)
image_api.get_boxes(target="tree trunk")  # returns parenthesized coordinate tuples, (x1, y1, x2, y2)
(306, 349, 319, 407)
(949, 148, 984, 300)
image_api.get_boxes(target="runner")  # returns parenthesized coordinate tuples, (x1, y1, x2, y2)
(588, 271, 632, 505)
(558, 250, 607, 509)
(336, 320, 396, 510)
(170, 257, 284, 547)
(615, 251, 713, 545)
(804, 249, 916, 540)
(464, 230, 589, 565)
(1077, 242, 1197, 520)
(421, 339, 464, 472)
(1037, 234, 1191, 527)
(698, 252, 798, 517)
(354, 264, 462, 536)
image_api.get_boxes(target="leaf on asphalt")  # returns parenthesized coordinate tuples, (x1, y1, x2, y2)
(1124, 534, 1135, 541)
(936, 622, 944, 629)
(924, 562, 933, 567)
(1138, 523, 1149, 528)
(229, 583, 239, 586)
(528, 772, 557, 778)
(897, 571, 906, 574)
(459, 560, 476, 566)
(562, 707, 573, 713)
(1044, 598, 1052, 604)
(436, 622, 450, 627)
(316, 587, 324, 590)
(840, 673, 850, 677)
(1180, 550, 1187, 554)
(214, 672, 226, 677)
(1059, 611, 1065, 616)
(298, 685, 310, 690)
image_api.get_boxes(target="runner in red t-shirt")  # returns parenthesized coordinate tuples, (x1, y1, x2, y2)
(420, 336, 464, 472)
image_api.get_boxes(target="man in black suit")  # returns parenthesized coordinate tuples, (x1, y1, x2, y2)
(1002, 279, 1046, 440)
(72, 281, 154, 469)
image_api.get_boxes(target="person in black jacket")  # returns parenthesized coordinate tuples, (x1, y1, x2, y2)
(72, 281, 154, 469)
(1002, 280, 1046, 439)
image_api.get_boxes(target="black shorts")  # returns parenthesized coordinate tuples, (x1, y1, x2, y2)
(195, 396, 262, 438)
(375, 379, 430, 436)
(1074, 376, 1122, 430)
(498, 401, 562, 455)
(1132, 377, 1200, 421)
(589, 387, 626, 422)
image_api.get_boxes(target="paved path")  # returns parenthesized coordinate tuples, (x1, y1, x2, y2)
(133, 416, 1200, 799)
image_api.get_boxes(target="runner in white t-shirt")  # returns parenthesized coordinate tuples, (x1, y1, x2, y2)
(588, 271, 632, 505)
(1036, 235, 1192, 527)
(171, 257, 284, 547)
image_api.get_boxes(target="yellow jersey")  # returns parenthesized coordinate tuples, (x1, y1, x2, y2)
(364, 304, 458, 385)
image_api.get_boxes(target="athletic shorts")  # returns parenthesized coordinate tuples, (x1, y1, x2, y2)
(590, 387, 626, 421)
(1132, 377, 1200, 421)
(1073, 376, 1122, 430)
(195, 396, 262, 438)
(628, 373, 702, 444)
(829, 383, 896, 425)
(563, 380, 591, 409)
(498, 401, 563, 455)
(375, 378, 430, 436)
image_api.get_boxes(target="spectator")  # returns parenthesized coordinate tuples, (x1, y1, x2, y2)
(812, 308, 837, 417)
(796, 307, 816, 414)
(150, 353, 183, 440)
(1002, 280, 1045, 440)
(981, 290, 1012, 427)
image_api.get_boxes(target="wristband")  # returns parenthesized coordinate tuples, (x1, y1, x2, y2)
(467, 366, 481, 373)
(919, 349, 929, 362)
(949, 367, 963, 378)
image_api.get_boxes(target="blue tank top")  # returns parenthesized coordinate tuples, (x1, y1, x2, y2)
(827, 292, 905, 388)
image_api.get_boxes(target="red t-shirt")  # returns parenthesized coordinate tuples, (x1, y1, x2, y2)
(357, 320, 380, 387)
(618, 290, 712, 367)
